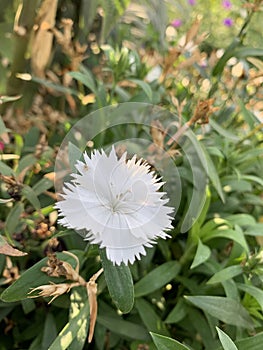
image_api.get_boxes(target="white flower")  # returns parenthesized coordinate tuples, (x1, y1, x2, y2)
(55, 146, 173, 265)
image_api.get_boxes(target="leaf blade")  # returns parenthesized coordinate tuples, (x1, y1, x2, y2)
(150, 332, 191, 350)
(190, 240, 211, 269)
(100, 249, 134, 313)
(216, 327, 238, 350)
(134, 261, 181, 297)
(185, 296, 253, 329)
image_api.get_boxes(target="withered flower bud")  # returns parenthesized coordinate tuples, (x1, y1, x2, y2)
(28, 282, 74, 303)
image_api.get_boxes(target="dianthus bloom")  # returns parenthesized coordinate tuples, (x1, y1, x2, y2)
(55, 147, 173, 265)
(171, 19, 182, 28)
(223, 17, 233, 27)
(222, 0, 232, 9)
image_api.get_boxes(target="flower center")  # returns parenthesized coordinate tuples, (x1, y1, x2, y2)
(110, 190, 132, 213)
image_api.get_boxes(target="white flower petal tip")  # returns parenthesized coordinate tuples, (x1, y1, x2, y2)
(55, 146, 174, 265)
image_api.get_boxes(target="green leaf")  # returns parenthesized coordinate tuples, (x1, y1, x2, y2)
(195, 186, 211, 229)
(150, 332, 191, 350)
(68, 288, 90, 350)
(69, 70, 97, 94)
(222, 279, 239, 300)
(134, 261, 181, 297)
(28, 334, 42, 350)
(0, 160, 15, 175)
(129, 79, 153, 101)
(136, 298, 169, 336)
(188, 308, 216, 349)
(29, 76, 80, 97)
(0, 116, 10, 133)
(212, 41, 263, 77)
(199, 218, 229, 237)
(5, 202, 24, 236)
(16, 154, 37, 174)
(0, 305, 15, 323)
(165, 298, 187, 324)
(224, 214, 256, 227)
(185, 296, 253, 329)
(32, 178, 53, 195)
(203, 228, 249, 253)
(222, 179, 252, 192)
(100, 0, 131, 42)
(200, 142, 225, 202)
(0, 251, 83, 302)
(48, 301, 89, 350)
(207, 265, 243, 285)
(21, 298, 35, 314)
(99, 249, 134, 313)
(241, 175, 263, 187)
(81, 0, 98, 33)
(97, 314, 150, 340)
(190, 240, 211, 269)
(216, 327, 238, 350)
(237, 283, 263, 312)
(235, 47, 263, 59)
(41, 313, 57, 350)
(237, 332, 263, 350)
(212, 39, 241, 76)
(244, 223, 263, 236)
(22, 185, 41, 210)
(238, 99, 260, 129)
(209, 118, 239, 142)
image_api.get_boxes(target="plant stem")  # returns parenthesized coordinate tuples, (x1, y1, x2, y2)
(6, 0, 41, 96)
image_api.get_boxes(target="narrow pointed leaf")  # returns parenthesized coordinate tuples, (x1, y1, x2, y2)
(216, 327, 238, 350)
(185, 296, 253, 329)
(136, 298, 169, 336)
(134, 261, 180, 297)
(129, 79, 153, 101)
(100, 249, 134, 313)
(49, 301, 89, 350)
(97, 314, 149, 340)
(237, 283, 263, 312)
(150, 332, 191, 350)
(190, 240, 211, 269)
(5, 202, 24, 236)
(237, 332, 263, 350)
(22, 185, 41, 210)
(207, 265, 243, 284)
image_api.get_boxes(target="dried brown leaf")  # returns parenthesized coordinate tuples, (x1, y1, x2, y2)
(150, 120, 165, 150)
(87, 281, 98, 343)
(0, 236, 27, 256)
(31, 0, 58, 77)
(185, 18, 201, 46)
(87, 268, 103, 343)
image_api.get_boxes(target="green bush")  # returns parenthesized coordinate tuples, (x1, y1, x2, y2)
(0, 1, 263, 349)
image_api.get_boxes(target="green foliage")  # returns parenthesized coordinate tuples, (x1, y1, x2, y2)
(216, 327, 238, 350)
(0, 1, 263, 349)
(151, 332, 191, 350)
(100, 249, 134, 313)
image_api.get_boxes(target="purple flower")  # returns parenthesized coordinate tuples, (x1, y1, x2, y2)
(188, 0, 196, 5)
(171, 19, 183, 28)
(222, 0, 232, 9)
(223, 17, 233, 27)
(0, 141, 4, 152)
